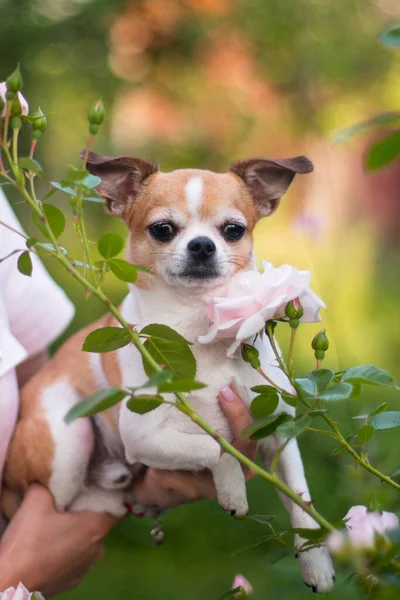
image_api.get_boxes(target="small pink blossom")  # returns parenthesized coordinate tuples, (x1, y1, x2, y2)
(0, 82, 29, 117)
(232, 574, 253, 597)
(198, 261, 325, 355)
(0, 584, 44, 600)
(326, 505, 399, 553)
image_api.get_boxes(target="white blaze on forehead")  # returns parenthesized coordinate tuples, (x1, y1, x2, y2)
(185, 176, 203, 216)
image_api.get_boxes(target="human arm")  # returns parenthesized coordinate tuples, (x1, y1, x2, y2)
(0, 485, 117, 597)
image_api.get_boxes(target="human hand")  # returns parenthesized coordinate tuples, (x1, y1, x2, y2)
(133, 385, 256, 508)
(0, 484, 117, 597)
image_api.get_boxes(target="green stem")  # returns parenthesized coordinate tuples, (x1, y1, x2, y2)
(177, 405, 334, 531)
(256, 367, 287, 394)
(288, 327, 297, 377)
(12, 128, 19, 166)
(2, 101, 11, 148)
(265, 325, 400, 492)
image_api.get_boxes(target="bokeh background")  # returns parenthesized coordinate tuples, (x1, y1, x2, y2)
(1, 1, 400, 598)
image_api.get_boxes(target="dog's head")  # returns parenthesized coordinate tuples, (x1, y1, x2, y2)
(84, 151, 313, 288)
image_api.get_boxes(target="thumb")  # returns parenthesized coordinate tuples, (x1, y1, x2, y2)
(22, 483, 56, 513)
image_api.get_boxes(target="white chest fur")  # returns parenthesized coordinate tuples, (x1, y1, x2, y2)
(118, 282, 292, 467)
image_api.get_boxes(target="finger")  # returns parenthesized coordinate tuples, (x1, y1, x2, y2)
(153, 469, 216, 502)
(218, 386, 256, 459)
(134, 469, 188, 507)
(21, 483, 56, 513)
(72, 511, 119, 539)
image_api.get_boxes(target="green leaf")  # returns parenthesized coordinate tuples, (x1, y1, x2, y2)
(36, 242, 67, 255)
(26, 237, 38, 249)
(292, 527, 326, 541)
(250, 385, 277, 394)
(84, 195, 103, 203)
(370, 411, 400, 430)
(349, 383, 361, 400)
(82, 327, 131, 353)
(265, 548, 292, 564)
(81, 174, 101, 189)
(369, 402, 388, 418)
(64, 388, 127, 423)
(242, 412, 293, 441)
(295, 376, 317, 398)
(17, 251, 32, 276)
(51, 180, 76, 196)
(67, 166, 89, 181)
(140, 323, 192, 346)
(357, 424, 375, 444)
(379, 23, 400, 47)
(281, 392, 297, 407)
(158, 380, 206, 393)
(366, 131, 400, 171)
(32, 203, 65, 240)
(98, 232, 124, 259)
(19, 156, 44, 177)
(277, 415, 311, 439)
(143, 337, 196, 381)
(334, 112, 400, 143)
(309, 369, 334, 393)
(127, 395, 164, 414)
(109, 258, 138, 283)
(318, 383, 354, 401)
(251, 392, 279, 418)
(139, 370, 173, 389)
(341, 365, 394, 387)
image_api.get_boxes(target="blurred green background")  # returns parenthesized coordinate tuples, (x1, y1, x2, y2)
(1, 0, 400, 598)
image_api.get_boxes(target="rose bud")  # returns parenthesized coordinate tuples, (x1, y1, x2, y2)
(232, 574, 253, 597)
(285, 297, 304, 320)
(312, 329, 329, 351)
(312, 329, 329, 361)
(241, 343, 261, 369)
(88, 98, 105, 135)
(31, 107, 47, 140)
(6, 64, 23, 96)
(0, 82, 29, 118)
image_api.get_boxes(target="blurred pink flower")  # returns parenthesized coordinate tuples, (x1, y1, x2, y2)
(0, 583, 44, 600)
(0, 82, 29, 117)
(326, 505, 399, 553)
(232, 574, 253, 597)
(198, 261, 325, 355)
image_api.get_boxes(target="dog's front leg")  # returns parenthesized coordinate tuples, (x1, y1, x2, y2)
(259, 436, 335, 593)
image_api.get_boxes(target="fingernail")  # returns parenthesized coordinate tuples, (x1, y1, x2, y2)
(221, 386, 235, 402)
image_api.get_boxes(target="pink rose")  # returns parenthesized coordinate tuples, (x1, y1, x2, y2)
(0, 82, 29, 117)
(198, 261, 325, 355)
(326, 505, 399, 552)
(232, 574, 253, 597)
(0, 584, 44, 600)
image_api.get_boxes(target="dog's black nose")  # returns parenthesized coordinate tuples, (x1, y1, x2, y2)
(187, 236, 216, 261)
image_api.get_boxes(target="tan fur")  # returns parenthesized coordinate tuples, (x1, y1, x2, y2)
(127, 170, 257, 286)
(4, 314, 121, 496)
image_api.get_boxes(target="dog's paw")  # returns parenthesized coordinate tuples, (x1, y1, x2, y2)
(213, 453, 249, 517)
(70, 486, 128, 518)
(297, 545, 335, 593)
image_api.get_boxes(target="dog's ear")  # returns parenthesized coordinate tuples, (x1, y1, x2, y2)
(230, 155, 313, 217)
(80, 150, 159, 217)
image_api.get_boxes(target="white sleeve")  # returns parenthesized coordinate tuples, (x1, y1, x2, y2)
(0, 189, 75, 358)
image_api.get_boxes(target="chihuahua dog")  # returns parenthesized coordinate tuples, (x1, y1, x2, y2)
(4, 152, 334, 592)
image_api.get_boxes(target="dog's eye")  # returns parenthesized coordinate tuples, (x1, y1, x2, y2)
(148, 221, 177, 242)
(222, 222, 246, 242)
